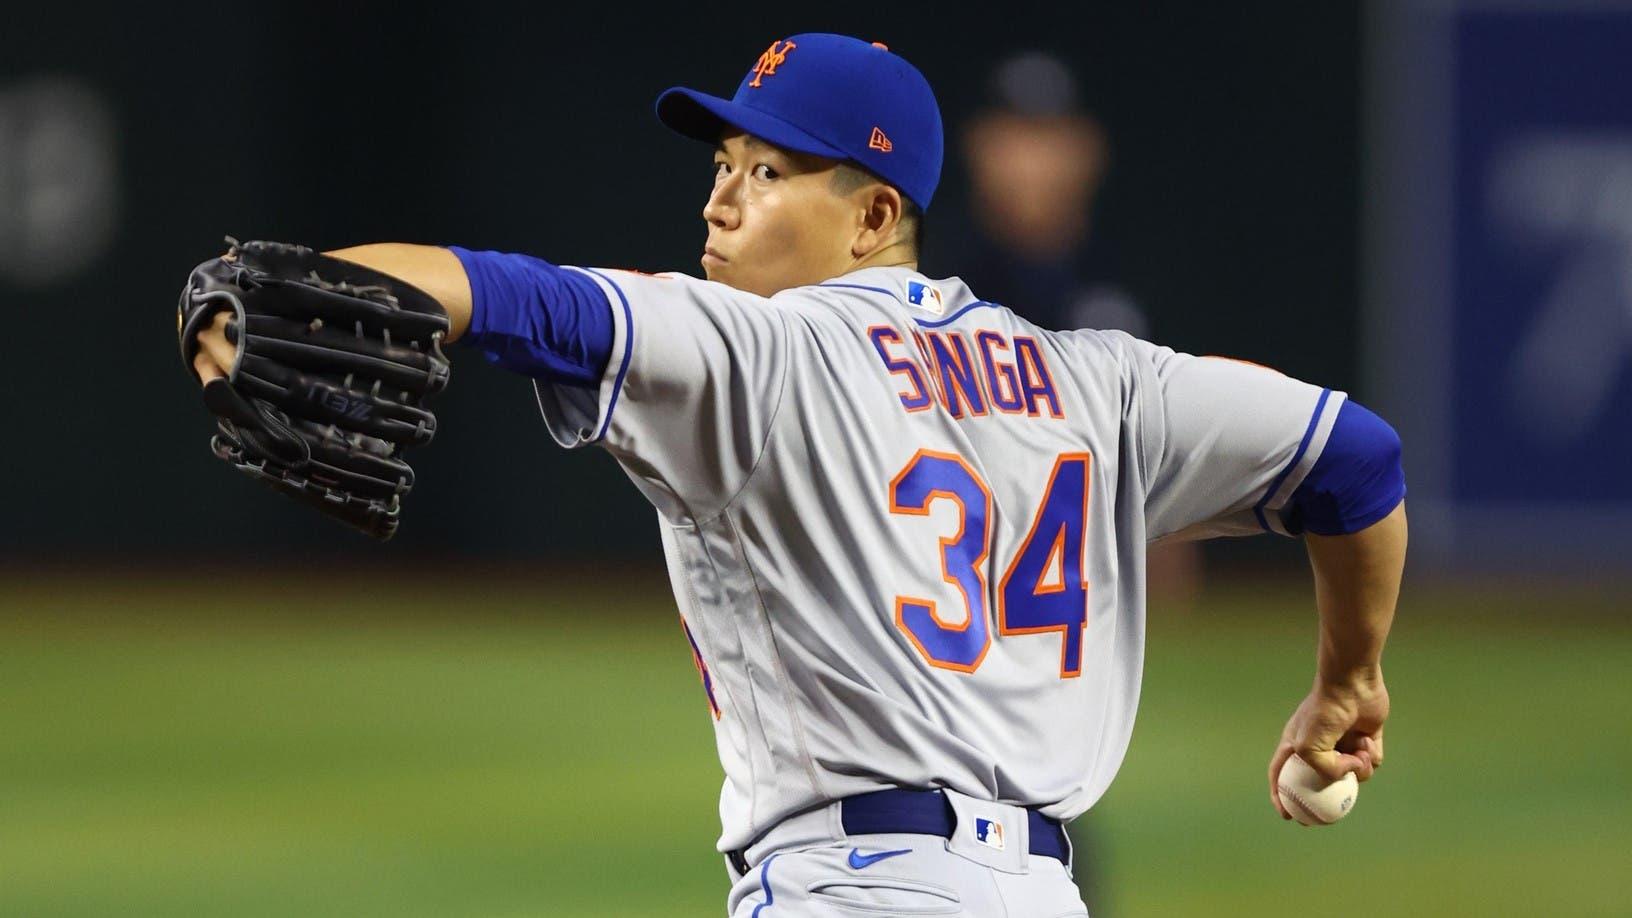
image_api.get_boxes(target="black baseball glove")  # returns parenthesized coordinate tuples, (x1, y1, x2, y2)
(177, 238, 451, 540)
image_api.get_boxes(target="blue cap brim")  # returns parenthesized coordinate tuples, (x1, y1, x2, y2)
(655, 87, 849, 160)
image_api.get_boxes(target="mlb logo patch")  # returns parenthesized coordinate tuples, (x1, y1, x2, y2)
(973, 817, 1005, 851)
(906, 281, 943, 312)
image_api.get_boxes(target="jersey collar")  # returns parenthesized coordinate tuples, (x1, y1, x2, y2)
(818, 266, 976, 317)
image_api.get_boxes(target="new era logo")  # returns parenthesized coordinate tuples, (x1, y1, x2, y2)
(973, 817, 1005, 851)
(869, 126, 893, 152)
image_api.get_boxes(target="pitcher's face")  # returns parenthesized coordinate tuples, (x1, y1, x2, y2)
(700, 131, 860, 297)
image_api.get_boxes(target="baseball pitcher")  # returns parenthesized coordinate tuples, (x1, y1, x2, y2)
(179, 33, 1406, 916)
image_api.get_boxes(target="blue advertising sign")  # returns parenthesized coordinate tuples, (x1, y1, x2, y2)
(1367, 2, 1632, 567)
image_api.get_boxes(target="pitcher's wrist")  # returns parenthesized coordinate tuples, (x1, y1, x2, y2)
(1314, 659, 1383, 693)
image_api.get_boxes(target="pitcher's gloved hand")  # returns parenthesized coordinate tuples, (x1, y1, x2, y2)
(178, 237, 451, 540)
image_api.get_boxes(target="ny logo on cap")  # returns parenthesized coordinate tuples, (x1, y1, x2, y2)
(749, 39, 797, 88)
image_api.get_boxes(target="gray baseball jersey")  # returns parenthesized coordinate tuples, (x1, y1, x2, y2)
(533, 264, 1345, 854)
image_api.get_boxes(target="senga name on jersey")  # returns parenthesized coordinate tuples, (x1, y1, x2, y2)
(866, 325, 1063, 420)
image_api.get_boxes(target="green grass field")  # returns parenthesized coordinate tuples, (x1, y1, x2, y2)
(3, 575, 1628, 917)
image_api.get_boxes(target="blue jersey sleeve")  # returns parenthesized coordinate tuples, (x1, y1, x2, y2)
(447, 246, 613, 387)
(1284, 398, 1406, 536)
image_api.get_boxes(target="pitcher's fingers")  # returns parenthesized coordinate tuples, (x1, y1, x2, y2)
(198, 319, 239, 376)
(1268, 744, 1294, 819)
(1341, 733, 1384, 776)
(200, 332, 236, 378)
(1351, 748, 1377, 782)
(193, 350, 224, 384)
(1302, 747, 1374, 783)
(1365, 732, 1385, 768)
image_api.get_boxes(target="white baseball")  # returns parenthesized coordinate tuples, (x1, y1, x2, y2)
(1276, 754, 1358, 826)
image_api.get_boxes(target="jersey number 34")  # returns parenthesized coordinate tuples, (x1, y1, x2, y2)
(888, 449, 1091, 678)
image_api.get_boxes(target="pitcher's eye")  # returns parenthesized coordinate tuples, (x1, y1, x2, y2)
(713, 161, 729, 182)
(752, 164, 779, 181)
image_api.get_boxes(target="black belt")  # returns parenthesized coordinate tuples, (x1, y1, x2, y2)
(729, 788, 1069, 876)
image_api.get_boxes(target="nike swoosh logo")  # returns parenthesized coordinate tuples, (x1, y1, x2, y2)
(847, 847, 912, 870)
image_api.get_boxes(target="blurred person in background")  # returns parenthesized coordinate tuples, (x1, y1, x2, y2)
(932, 52, 1203, 620)
(937, 52, 1143, 337)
